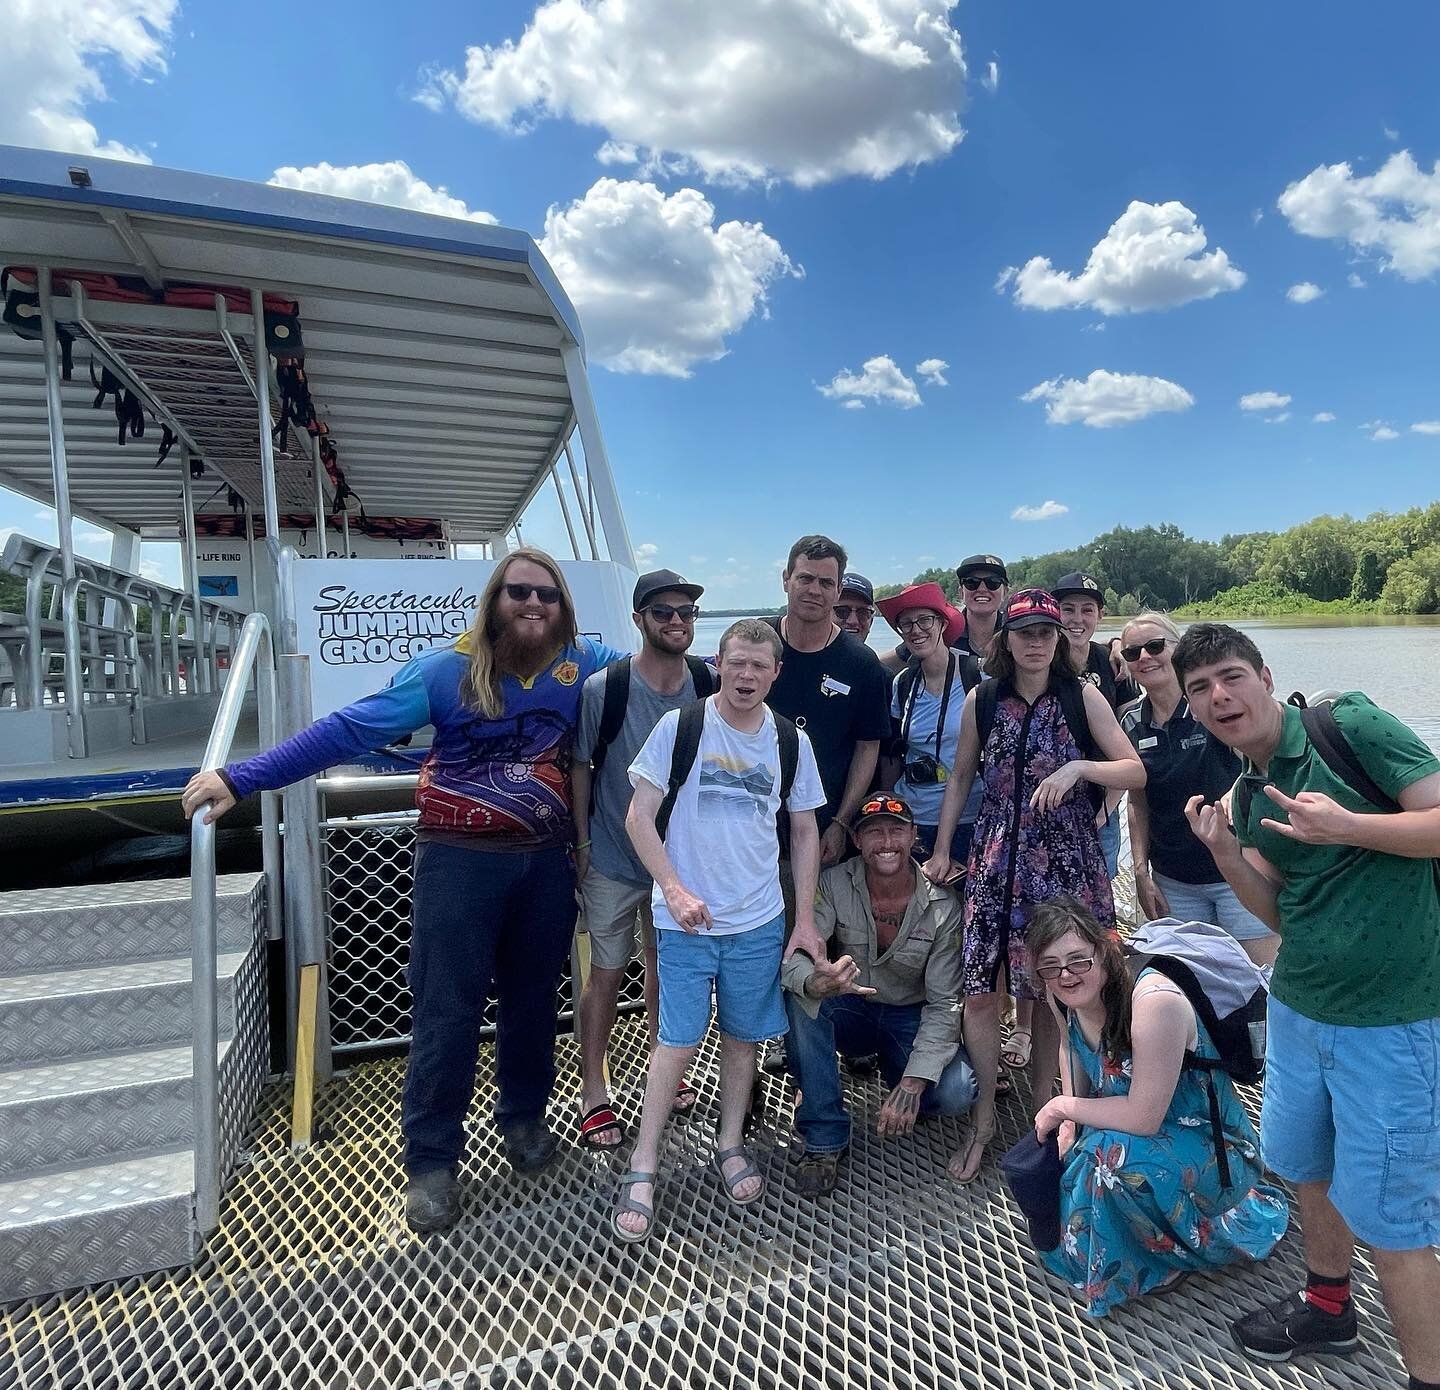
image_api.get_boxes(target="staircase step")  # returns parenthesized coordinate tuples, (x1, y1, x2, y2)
(0, 873, 263, 972)
(0, 953, 246, 1067)
(0, 1042, 230, 1180)
(0, 1149, 195, 1302)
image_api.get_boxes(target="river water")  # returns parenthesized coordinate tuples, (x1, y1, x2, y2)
(692, 614, 1440, 754)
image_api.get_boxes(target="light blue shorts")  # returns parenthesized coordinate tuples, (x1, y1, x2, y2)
(1151, 871, 1278, 943)
(1262, 996, 1440, 1251)
(655, 914, 788, 1049)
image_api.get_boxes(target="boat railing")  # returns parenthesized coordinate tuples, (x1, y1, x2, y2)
(0, 530, 243, 724)
(188, 611, 280, 1235)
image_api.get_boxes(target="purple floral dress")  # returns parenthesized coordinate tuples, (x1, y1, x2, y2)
(962, 679, 1115, 999)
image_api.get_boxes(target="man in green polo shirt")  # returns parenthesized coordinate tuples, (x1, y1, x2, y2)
(1175, 622, 1440, 1386)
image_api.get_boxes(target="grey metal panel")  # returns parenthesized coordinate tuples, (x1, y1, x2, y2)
(0, 1151, 195, 1303)
(0, 873, 262, 972)
(0, 952, 245, 1067)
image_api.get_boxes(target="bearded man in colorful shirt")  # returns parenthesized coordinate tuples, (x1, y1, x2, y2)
(182, 547, 626, 1233)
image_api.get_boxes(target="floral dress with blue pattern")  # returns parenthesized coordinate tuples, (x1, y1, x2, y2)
(1040, 973, 1289, 1317)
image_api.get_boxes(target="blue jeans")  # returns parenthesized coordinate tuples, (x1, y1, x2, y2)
(784, 991, 977, 1153)
(1098, 808, 1120, 880)
(403, 839, 577, 1176)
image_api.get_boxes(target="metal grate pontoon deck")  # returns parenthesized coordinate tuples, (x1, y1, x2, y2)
(0, 1020, 1410, 1390)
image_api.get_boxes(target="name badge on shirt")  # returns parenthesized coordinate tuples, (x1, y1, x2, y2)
(1138, 736, 1159, 750)
(820, 675, 851, 698)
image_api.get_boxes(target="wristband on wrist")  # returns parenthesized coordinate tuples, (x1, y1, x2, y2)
(574, 839, 591, 850)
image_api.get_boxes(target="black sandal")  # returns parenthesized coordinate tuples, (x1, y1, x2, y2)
(578, 1102, 627, 1151)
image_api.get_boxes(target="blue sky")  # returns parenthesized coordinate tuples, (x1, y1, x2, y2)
(4, 2, 1439, 604)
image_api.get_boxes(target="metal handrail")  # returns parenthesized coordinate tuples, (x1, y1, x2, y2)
(189, 611, 280, 1236)
(60, 575, 147, 753)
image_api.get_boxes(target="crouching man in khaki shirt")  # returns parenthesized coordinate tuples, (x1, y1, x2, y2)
(780, 792, 976, 1196)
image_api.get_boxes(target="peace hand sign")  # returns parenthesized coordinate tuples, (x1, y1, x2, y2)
(1258, 784, 1355, 845)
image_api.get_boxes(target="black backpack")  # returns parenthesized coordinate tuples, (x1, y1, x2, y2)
(1124, 918, 1270, 1189)
(975, 674, 1104, 813)
(589, 655, 716, 797)
(656, 697, 799, 841)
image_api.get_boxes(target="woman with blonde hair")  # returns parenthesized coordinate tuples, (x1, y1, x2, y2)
(181, 546, 625, 1233)
(1117, 611, 1277, 964)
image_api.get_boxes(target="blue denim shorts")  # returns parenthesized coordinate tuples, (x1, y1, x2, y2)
(1151, 871, 1278, 943)
(1262, 996, 1440, 1250)
(655, 914, 788, 1048)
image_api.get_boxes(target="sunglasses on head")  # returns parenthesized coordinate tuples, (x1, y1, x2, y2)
(859, 794, 908, 819)
(962, 576, 1004, 592)
(832, 603, 874, 621)
(1121, 637, 1170, 662)
(645, 602, 699, 622)
(1035, 955, 1096, 981)
(504, 582, 562, 605)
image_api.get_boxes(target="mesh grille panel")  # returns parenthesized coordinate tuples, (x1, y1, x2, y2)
(323, 824, 646, 1051)
(0, 1020, 1410, 1390)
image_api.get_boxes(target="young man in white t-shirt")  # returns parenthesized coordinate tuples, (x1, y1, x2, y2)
(615, 619, 826, 1242)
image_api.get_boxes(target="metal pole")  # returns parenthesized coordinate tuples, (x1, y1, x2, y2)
(244, 506, 258, 613)
(190, 814, 220, 1234)
(339, 507, 351, 556)
(37, 268, 86, 754)
(551, 465, 581, 560)
(179, 448, 210, 693)
(250, 290, 282, 559)
(279, 653, 332, 1082)
(310, 434, 329, 560)
(563, 439, 599, 560)
(559, 339, 635, 566)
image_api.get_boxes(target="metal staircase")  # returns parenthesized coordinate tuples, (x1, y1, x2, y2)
(0, 874, 268, 1300)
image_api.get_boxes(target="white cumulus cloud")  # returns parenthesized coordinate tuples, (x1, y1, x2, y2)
(2, 0, 176, 161)
(1021, 370, 1194, 428)
(1312, 411, 1336, 422)
(1264, 412, 1292, 424)
(633, 541, 660, 566)
(1278, 151, 1440, 281)
(1372, 426, 1400, 441)
(269, 161, 497, 223)
(1239, 391, 1292, 412)
(1286, 281, 1324, 303)
(980, 60, 999, 93)
(1011, 499, 1069, 522)
(1348, 272, 1367, 289)
(841, 399, 866, 410)
(1412, 421, 1440, 435)
(820, 355, 922, 409)
(418, 0, 968, 188)
(1003, 201, 1245, 315)
(539, 179, 798, 377)
(915, 357, 949, 387)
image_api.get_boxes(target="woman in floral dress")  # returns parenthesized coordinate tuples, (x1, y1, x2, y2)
(922, 589, 1145, 1181)
(1030, 898, 1288, 1318)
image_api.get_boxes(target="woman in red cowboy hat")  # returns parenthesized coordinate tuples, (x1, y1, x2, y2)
(876, 582, 982, 867)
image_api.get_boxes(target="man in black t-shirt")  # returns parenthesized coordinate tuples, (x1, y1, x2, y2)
(766, 535, 891, 867)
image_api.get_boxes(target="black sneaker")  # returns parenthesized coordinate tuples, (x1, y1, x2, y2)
(503, 1120, 559, 1175)
(1231, 1289, 1361, 1363)
(842, 1053, 880, 1076)
(405, 1169, 461, 1233)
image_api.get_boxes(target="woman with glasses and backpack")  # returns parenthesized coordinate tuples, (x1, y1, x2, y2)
(921, 589, 1145, 1182)
(1117, 613, 1278, 966)
(876, 583, 982, 866)
(1027, 897, 1287, 1318)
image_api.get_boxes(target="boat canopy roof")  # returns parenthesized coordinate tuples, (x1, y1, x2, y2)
(0, 145, 590, 542)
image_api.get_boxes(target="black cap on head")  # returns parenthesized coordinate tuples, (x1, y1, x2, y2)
(852, 792, 916, 832)
(1051, 571, 1104, 603)
(633, 569, 704, 612)
(957, 553, 1008, 582)
(839, 572, 874, 604)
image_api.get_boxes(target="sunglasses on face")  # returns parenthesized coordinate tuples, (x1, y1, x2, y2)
(1035, 955, 1096, 982)
(646, 603, 700, 622)
(833, 604, 874, 622)
(895, 613, 939, 635)
(962, 576, 1004, 592)
(1122, 637, 1170, 663)
(504, 582, 562, 605)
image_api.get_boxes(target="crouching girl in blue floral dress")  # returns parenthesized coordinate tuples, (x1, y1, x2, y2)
(1027, 898, 1288, 1318)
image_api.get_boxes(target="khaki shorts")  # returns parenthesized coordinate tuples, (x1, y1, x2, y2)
(579, 868, 655, 972)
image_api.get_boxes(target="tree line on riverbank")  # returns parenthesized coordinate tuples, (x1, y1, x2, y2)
(878, 502, 1440, 617)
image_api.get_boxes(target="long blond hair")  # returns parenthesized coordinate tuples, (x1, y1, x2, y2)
(461, 547, 579, 717)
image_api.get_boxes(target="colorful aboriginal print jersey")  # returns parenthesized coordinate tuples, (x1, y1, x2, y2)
(225, 635, 625, 849)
